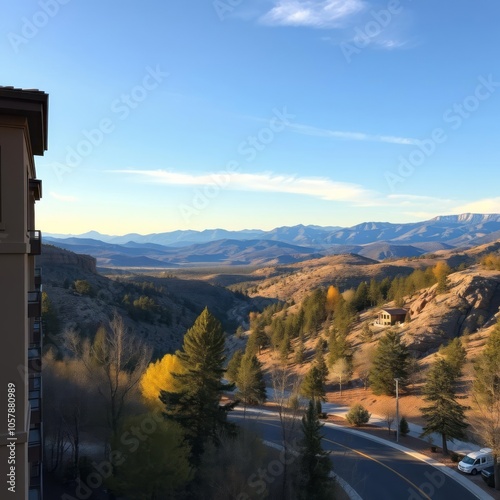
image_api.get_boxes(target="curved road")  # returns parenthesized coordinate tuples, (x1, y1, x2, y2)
(231, 410, 490, 500)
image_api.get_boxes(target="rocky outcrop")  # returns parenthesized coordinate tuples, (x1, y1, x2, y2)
(400, 268, 500, 356)
(38, 244, 96, 273)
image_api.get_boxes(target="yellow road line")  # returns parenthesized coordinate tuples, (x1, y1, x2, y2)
(254, 419, 431, 500)
(322, 436, 431, 500)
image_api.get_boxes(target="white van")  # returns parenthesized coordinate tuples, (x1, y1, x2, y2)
(458, 448, 494, 475)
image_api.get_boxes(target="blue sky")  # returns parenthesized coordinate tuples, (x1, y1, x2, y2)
(2, 0, 500, 235)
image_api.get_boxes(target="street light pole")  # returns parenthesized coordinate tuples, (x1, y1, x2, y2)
(395, 378, 400, 443)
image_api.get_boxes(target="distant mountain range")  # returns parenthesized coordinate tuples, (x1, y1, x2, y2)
(44, 213, 500, 268)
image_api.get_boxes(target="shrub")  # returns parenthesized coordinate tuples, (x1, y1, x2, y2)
(399, 416, 410, 436)
(74, 279, 93, 296)
(346, 404, 371, 427)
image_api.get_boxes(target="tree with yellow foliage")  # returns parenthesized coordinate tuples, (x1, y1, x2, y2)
(140, 354, 184, 409)
(433, 261, 451, 293)
(325, 285, 340, 314)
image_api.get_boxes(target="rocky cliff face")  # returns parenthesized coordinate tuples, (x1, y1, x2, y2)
(401, 268, 500, 356)
(38, 244, 96, 273)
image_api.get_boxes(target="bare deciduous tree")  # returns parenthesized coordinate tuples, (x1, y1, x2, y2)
(331, 358, 351, 397)
(270, 358, 303, 499)
(63, 313, 151, 440)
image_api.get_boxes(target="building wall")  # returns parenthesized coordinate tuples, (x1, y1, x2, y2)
(0, 115, 38, 499)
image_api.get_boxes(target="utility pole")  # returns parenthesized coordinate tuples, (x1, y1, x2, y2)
(395, 378, 400, 443)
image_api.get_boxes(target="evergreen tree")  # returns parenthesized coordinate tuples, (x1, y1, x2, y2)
(379, 277, 392, 301)
(328, 329, 353, 368)
(368, 278, 382, 306)
(315, 350, 329, 383)
(473, 321, 500, 475)
(298, 401, 333, 500)
(369, 330, 409, 396)
(279, 332, 291, 363)
(246, 325, 268, 356)
(352, 281, 370, 312)
(420, 359, 468, 455)
(41, 291, 60, 340)
(300, 365, 326, 402)
(302, 289, 327, 336)
(284, 311, 303, 339)
(235, 352, 267, 409)
(360, 321, 373, 342)
(399, 416, 410, 436)
(225, 349, 243, 383)
(439, 337, 467, 378)
(271, 317, 286, 350)
(160, 308, 237, 465)
(473, 322, 500, 406)
(294, 342, 305, 364)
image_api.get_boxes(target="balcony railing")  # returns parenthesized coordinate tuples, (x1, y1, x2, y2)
(29, 375, 41, 392)
(31, 319, 42, 345)
(28, 291, 41, 318)
(29, 230, 42, 255)
(34, 267, 42, 288)
(28, 346, 41, 374)
(29, 179, 42, 201)
(28, 427, 42, 462)
(29, 392, 41, 425)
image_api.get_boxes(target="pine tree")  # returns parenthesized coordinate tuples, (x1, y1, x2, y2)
(271, 318, 286, 350)
(439, 337, 466, 378)
(353, 281, 370, 312)
(399, 416, 410, 436)
(368, 279, 382, 306)
(420, 359, 468, 455)
(473, 321, 500, 472)
(315, 350, 329, 383)
(294, 343, 306, 364)
(360, 321, 373, 342)
(235, 352, 267, 410)
(160, 308, 236, 465)
(279, 332, 291, 363)
(331, 296, 355, 336)
(298, 401, 333, 500)
(369, 330, 409, 396)
(246, 325, 268, 356)
(225, 349, 243, 383)
(300, 365, 326, 402)
(302, 289, 327, 336)
(328, 329, 353, 368)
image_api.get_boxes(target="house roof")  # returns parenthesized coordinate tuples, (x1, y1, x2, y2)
(0, 86, 49, 155)
(380, 308, 408, 315)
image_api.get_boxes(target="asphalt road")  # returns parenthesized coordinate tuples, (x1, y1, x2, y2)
(231, 410, 489, 500)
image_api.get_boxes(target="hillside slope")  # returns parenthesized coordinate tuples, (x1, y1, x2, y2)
(38, 245, 269, 356)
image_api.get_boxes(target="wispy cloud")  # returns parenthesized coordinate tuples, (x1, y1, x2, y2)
(452, 197, 500, 214)
(260, 0, 366, 28)
(288, 122, 420, 145)
(50, 191, 78, 202)
(375, 38, 409, 50)
(113, 169, 374, 203)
